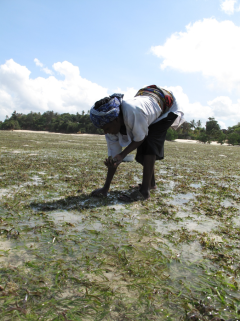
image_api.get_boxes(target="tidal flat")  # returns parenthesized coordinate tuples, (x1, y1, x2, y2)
(0, 130, 240, 321)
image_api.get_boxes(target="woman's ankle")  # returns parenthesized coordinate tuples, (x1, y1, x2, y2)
(139, 186, 150, 199)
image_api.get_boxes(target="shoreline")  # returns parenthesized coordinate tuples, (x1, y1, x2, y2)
(0, 130, 232, 146)
(11, 130, 100, 137)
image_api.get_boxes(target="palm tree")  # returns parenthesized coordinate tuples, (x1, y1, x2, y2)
(196, 120, 202, 128)
(190, 119, 196, 129)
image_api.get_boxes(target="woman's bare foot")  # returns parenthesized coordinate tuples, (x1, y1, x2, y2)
(139, 187, 150, 199)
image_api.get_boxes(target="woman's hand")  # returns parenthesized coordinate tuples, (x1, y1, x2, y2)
(104, 156, 122, 168)
(91, 187, 109, 197)
(112, 154, 124, 167)
(104, 157, 115, 168)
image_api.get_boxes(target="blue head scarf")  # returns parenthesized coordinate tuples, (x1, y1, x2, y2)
(90, 93, 124, 128)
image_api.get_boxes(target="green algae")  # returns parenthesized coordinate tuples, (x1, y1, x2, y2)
(0, 130, 240, 320)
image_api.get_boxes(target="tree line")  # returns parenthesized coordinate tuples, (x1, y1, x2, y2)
(0, 110, 102, 135)
(0, 111, 240, 145)
(166, 117, 240, 145)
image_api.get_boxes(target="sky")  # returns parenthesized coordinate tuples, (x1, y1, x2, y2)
(0, 0, 240, 129)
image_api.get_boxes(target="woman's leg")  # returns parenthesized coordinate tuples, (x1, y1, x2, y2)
(151, 168, 156, 189)
(139, 154, 156, 198)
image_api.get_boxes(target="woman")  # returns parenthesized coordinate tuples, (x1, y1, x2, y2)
(90, 85, 184, 200)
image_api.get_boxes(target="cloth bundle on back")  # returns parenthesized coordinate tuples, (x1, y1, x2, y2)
(135, 85, 174, 115)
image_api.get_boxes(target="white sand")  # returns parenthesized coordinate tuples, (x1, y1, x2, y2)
(13, 130, 99, 137)
(174, 139, 229, 146)
(11, 130, 232, 146)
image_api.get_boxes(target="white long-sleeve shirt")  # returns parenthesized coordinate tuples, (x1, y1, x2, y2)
(105, 94, 184, 157)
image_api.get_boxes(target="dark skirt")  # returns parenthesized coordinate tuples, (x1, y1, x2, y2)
(135, 112, 178, 165)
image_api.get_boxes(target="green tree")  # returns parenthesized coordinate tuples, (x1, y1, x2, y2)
(2, 119, 20, 130)
(189, 119, 196, 129)
(166, 128, 178, 141)
(196, 120, 202, 128)
(206, 117, 220, 134)
(217, 132, 226, 145)
(198, 132, 208, 143)
(227, 132, 240, 145)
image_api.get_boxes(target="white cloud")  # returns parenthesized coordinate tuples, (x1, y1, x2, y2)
(207, 96, 240, 127)
(0, 89, 15, 121)
(220, 0, 239, 14)
(113, 87, 138, 100)
(0, 59, 109, 121)
(165, 86, 239, 128)
(0, 59, 239, 128)
(34, 58, 43, 68)
(218, 120, 227, 129)
(34, 58, 53, 75)
(151, 18, 240, 92)
(42, 67, 52, 75)
(166, 86, 214, 123)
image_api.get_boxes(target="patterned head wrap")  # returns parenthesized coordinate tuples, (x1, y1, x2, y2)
(90, 93, 124, 128)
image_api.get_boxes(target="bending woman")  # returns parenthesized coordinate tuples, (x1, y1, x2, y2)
(90, 85, 184, 200)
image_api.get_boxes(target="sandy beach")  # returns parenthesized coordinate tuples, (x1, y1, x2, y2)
(11, 130, 231, 146)
(12, 130, 99, 137)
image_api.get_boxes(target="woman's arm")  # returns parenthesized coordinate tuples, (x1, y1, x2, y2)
(113, 138, 145, 166)
(91, 164, 117, 196)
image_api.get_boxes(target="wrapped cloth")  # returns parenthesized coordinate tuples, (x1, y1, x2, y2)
(135, 85, 174, 115)
(90, 93, 124, 128)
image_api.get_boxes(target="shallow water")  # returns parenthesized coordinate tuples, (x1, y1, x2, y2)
(0, 188, 8, 199)
(48, 210, 102, 231)
(1, 132, 240, 320)
(155, 217, 218, 234)
(169, 192, 196, 205)
(190, 182, 202, 188)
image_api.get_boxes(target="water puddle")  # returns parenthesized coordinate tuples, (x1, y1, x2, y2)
(176, 210, 195, 219)
(190, 183, 202, 188)
(159, 180, 176, 193)
(49, 210, 82, 224)
(169, 193, 195, 205)
(48, 210, 102, 232)
(0, 188, 8, 199)
(221, 199, 240, 209)
(159, 169, 167, 174)
(232, 216, 240, 226)
(30, 175, 43, 185)
(0, 240, 34, 266)
(178, 241, 203, 262)
(155, 217, 219, 234)
(184, 220, 219, 233)
(38, 171, 46, 175)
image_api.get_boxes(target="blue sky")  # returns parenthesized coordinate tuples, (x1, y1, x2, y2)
(0, 0, 240, 128)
